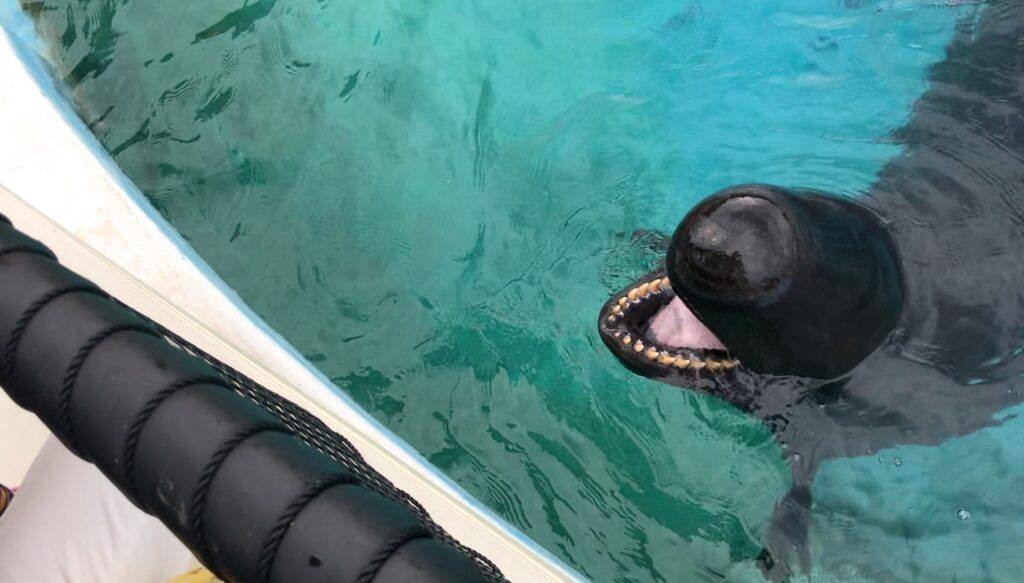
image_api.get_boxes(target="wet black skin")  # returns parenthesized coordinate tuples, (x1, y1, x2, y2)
(599, 1, 1024, 580)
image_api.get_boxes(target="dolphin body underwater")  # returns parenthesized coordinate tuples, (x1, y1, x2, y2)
(598, 1, 1024, 579)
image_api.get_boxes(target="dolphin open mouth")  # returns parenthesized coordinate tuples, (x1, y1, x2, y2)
(598, 269, 738, 375)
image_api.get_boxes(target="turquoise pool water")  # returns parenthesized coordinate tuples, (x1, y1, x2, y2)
(26, 0, 1022, 580)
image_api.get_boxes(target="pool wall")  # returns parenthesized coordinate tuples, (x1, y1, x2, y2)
(0, 4, 582, 581)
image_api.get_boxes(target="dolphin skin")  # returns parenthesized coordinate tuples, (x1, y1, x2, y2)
(598, 1, 1024, 579)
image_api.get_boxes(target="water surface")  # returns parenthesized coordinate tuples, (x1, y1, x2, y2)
(26, 1, 1018, 580)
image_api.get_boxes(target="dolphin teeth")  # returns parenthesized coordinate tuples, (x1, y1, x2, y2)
(646, 348, 659, 360)
(673, 357, 690, 369)
(661, 277, 671, 289)
(659, 353, 675, 365)
(628, 288, 639, 301)
(690, 359, 707, 370)
(612, 305, 622, 315)
(707, 361, 723, 371)
(618, 297, 628, 306)
(634, 341, 645, 353)
(639, 283, 651, 296)
(607, 314, 617, 323)
(623, 335, 632, 345)
(650, 279, 661, 292)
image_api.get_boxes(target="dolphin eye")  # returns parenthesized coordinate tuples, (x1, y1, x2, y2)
(669, 195, 797, 306)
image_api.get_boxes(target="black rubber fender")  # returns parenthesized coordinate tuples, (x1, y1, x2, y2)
(0, 218, 493, 583)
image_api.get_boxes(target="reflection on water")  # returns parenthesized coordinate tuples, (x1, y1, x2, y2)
(25, 0, 1017, 580)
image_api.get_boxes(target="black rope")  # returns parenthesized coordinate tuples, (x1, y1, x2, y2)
(58, 322, 157, 457)
(0, 245, 55, 262)
(188, 420, 287, 563)
(1, 284, 106, 390)
(122, 374, 229, 507)
(256, 473, 358, 583)
(355, 525, 433, 583)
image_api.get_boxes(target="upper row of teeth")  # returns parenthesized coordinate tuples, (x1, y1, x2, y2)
(617, 331, 739, 371)
(607, 277, 671, 322)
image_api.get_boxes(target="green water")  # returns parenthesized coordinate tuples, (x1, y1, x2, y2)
(25, 0, 997, 580)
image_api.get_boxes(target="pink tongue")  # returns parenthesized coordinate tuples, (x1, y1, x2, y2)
(650, 297, 726, 350)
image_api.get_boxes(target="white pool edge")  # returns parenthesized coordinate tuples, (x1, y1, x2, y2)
(0, 15, 584, 583)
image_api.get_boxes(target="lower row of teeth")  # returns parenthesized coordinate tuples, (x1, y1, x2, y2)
(620, 333, 738, 371)
(622, 334, 737, 370)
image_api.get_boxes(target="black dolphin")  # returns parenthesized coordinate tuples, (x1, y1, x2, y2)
(598, 1, 1024, 579)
